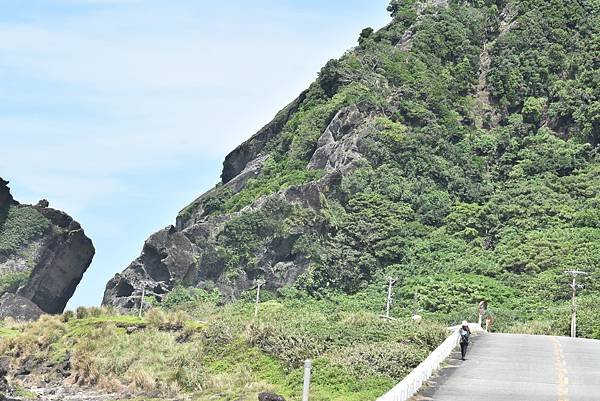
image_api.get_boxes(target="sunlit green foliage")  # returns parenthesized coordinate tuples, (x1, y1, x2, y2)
(0, 205, 50, 255)
(171, 0, 599, 340)
(0, 270, 31, 294)
(171, 0, 600, 338)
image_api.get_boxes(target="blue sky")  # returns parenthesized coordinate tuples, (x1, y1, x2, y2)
(0, 0, 391, 307)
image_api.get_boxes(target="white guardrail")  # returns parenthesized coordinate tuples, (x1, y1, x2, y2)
(377, 323, 483, 401)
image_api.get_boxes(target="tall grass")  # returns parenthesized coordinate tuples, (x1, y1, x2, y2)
(0, 301, 447, 401)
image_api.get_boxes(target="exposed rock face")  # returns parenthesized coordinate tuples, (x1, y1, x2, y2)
(308, 102, 374, 172)
(104, 86, 368, 311)
(0, 179, 95, 316)
(0, 293, 43, 321)
(103, 87, 376, 311)
(0, 179, 15, 209)
(0, 356, 16, 401)
(221, 91, 307, 183)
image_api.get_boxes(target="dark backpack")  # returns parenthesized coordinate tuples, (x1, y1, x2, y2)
(459, 328, 470, 344)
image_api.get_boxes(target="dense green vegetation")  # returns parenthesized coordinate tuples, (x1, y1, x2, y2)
(0, 271, 31, 295)
(0, 205, 49, 295)
(0, 205, 49, 255)
(177, 0, 599, 337)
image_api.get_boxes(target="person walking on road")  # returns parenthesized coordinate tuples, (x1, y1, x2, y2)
(459, 321, 471, 361)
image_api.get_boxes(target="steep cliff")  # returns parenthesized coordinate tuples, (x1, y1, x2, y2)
(104, 0, 599, 321)
(0, 179, 95, 317)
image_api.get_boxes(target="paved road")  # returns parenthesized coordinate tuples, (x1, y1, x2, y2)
(418, 333, 600, 401)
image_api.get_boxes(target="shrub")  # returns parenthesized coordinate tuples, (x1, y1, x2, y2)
(161, 286, 221, 310)
(145, 308, 188, 331)
(0, 270, 31, 295)
(75, 306, 89, 319)
(61, 310, 75, 322)
(331, 341, 428, 380)
(0, 206, 50, 254)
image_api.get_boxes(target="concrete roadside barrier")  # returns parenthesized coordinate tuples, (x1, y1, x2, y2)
(377, 323, 483, 401)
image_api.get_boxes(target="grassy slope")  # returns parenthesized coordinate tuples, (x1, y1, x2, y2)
(0, 300, 446, 401)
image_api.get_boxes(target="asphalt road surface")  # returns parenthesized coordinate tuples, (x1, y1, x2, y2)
(418, 333, 600, 401)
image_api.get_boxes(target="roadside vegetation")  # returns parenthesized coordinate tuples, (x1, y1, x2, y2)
(0, 297, 446, 401)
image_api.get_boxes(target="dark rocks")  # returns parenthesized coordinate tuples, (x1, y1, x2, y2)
(102, 190, 323, 308)
(36, 199, 50, 208)
(0, 357, 18, 401)
(0, 357, 10, 397)
(0, 293, 43, 321)
(258, 392, 286, 401)
(103, 105, 373, 310)
(221, 91, 307, 183)
(14, 358, 36, 377)
(0, 179, 17, 210)
(102, 225, 197, 311)
(16, 209, 95, 314)
(0, 358, 9, 379)
(104, 95, 378, 310)
(0, 177, 95, 316)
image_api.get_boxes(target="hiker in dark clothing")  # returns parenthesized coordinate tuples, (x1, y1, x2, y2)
(459, 320, 471, 360)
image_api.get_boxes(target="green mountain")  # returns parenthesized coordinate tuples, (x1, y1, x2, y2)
(1, 2, 599, 400)
(103, 0, 599, 333)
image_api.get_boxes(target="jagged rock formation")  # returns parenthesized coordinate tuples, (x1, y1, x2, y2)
(104, 0, 599, 312)
(102, 98, 375, 310)
(0, 179, 94, 318)
(221, 92, 308, 184)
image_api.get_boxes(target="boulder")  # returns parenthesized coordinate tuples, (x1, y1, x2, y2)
(0, 293, 43, 321)
(258, 392, 286, 401)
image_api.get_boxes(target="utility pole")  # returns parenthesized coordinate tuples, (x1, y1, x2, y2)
(565, 270, 587, 338)
(138, 284, 146, 318)
(385, 277, 396, 319)
(254, 280, 265, 318)
(379, 277, 396, 320)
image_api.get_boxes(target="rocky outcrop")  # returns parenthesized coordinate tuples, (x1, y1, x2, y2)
(0, 293, 43, 321)
(221, 91, 307, 183)
(103, 187, 327, 309)
(103, 92, 378, 311)
(308, 103, 374, 172)
(0, 179, 15, 209)
(102, 96, 369, 311)
(0, 179, 95, 317)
